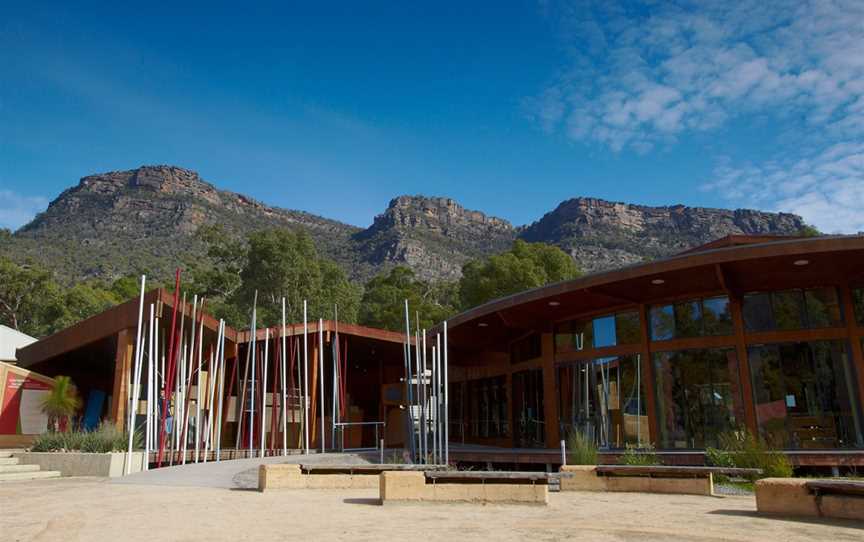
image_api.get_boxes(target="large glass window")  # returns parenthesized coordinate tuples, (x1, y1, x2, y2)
(510, 333, 542, 364)
(743, 287, 844, 332)
(512, 369, 545, 447)
(650, 296, 733, 340)
(555, 311, 641, 352)
(851, 288, 864, 326)
(558, 355, 647, 448)
(466, 376, 508, 439)
(653, 348, 744, 449)
(748, 341, 862, 449)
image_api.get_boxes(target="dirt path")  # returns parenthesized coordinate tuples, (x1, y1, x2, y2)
(2, 477, 861, 541)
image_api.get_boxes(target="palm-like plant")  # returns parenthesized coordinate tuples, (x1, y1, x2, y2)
(41, 376, 83, 432)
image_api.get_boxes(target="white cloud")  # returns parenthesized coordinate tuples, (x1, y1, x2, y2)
(533, 1, 864, 149)
(532, 1, 864, 233)
(0, 190, 48, 231)
(703, 142, 864, 233)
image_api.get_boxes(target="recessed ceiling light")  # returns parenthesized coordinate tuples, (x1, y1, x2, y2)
(651, 278, 665, 285)
(478, 322, 489, 327)
(548, 301, 561, 307)
(793, 259, 810, 266)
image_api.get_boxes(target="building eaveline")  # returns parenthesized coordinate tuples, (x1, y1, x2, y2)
(442, 234, 864, 467)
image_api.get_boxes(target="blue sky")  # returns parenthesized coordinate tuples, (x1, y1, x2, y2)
(2, 1, 862, 232)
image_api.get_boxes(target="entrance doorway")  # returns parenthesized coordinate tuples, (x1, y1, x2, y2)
(512, 368, 545, 447)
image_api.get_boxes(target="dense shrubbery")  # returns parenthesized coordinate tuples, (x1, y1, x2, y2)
(705, 429, 793, 480)
(31, 423, 139, 453)
(619, 443, 661, 466)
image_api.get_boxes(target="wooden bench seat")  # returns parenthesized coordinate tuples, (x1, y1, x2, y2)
(805, 480, 864, 497)
(594, 465, 762, 478)
(425, 470, 549, 485)
(300, 463, 439, 475)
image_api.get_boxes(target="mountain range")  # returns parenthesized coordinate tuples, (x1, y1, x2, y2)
(4, 165, 808, 284)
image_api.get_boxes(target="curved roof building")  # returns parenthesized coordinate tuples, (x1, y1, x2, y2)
(444, 234, 864, 467)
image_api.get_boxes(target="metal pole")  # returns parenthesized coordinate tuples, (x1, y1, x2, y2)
(216, 321, 226, 461)
(204, 323, 221, 463)
(281, 298, 288, 456)
(318, 318, 325, 453)
(421, 330, 427, 464)
(379, 439, 384, 464)
(144, 303, 154, 471)
(192, 296, 202, 463)
(260, 328, 269, 457)
(560, 439, 566, 466)
(403, 300, 415, 462)
(331, 306, 338, 451)
(436, 333, 442, 465)
(125, 275, 146, 475)
(249, 291, 258, 454)
(443, 321, 449, 465)
(303, 300, 309, 455)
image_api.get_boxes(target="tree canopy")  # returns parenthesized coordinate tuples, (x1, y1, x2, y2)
(190, 227, 362, 328)
(359, 266, 456, 332)
(457, 240, 580, 310)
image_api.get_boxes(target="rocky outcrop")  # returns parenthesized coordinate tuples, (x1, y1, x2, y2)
(9, 166, 809, 283)
(520, 197, 806, 272)
(354, 196, 515, 280)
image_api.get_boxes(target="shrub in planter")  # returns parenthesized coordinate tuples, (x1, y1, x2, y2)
(714, 429, 793, 480)
(619, 443, 660, 466)
(566, 431, 598, 465)
(31, 422, 140, 453)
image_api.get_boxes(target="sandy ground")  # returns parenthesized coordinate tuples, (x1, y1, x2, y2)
(1, 476, 862, 542)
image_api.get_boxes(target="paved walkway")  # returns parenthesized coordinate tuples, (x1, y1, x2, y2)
(113, 452, 377, 489)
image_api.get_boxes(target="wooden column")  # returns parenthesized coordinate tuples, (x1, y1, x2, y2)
(839, 283, 864, 414)
(729, 295, 758, 434)
(110, 328, 135, 426)
(541, 332, 560, 448)
(310, 341, 319, 449)
(638, 304, 659, 446)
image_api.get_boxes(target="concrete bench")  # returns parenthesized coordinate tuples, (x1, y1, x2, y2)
(259, 463, 433, 491)
(380, 470, 548, 505)
(560, 465, 761, 496)
(756, 478, 864, 521)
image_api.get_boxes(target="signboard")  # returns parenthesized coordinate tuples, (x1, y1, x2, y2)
(0, 371, 52, 435)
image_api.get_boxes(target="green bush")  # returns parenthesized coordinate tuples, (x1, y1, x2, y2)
(566, 431, 598, 465)
(715, 429, 794, 480)
(619, 443, 661, 466)
(31, 422, 139, 453)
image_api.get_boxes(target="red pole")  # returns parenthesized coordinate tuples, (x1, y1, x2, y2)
(156, 269, 181, 467)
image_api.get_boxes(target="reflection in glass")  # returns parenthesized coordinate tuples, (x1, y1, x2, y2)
(466, 376, 508, 438)
(650, 305, 675, 340)
(554, 319, 593, 353)
(853, 288, 864, 326)
(744, 288, 845, 332)
(593, 316, 617, 348)
(703, 296, 733, 335)
(652, 348, 744, 449)
(558, 355, 647, 448)
(616, 312, 641, 345)
(674, 300, 702, 338)
(748, 341, 862, 449)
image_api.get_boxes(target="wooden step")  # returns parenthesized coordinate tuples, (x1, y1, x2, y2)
(0, 464, 40, 474)
(0, 457, 20, 466)
(0, 470, 61, 482)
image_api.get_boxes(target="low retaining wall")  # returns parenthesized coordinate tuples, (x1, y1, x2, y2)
(259, 464, 379, 491)
(559, 466, 713, 496)
(15, 452, 146, 477)
(380, 471, 548, 505)
(755, 478, 863, 521)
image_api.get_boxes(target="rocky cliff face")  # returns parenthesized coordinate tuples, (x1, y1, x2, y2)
(354, 196, 515, 280)
(9, 166, 808, 283)
(520, 197, 805, 272)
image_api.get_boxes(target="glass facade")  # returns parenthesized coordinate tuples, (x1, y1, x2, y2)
(466, 376, 509, 438)
(853, 288, 864, 326)
(558, 355, 647, 448)
(653, 348, 745, 449)
(650, 296, 733, 340)
(748, 341, 862, 449)
(513, 369, 545, 447)
(510, 333, 541, 364)
(555, 311, 641, 353)
(743, 287, 844, 332)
